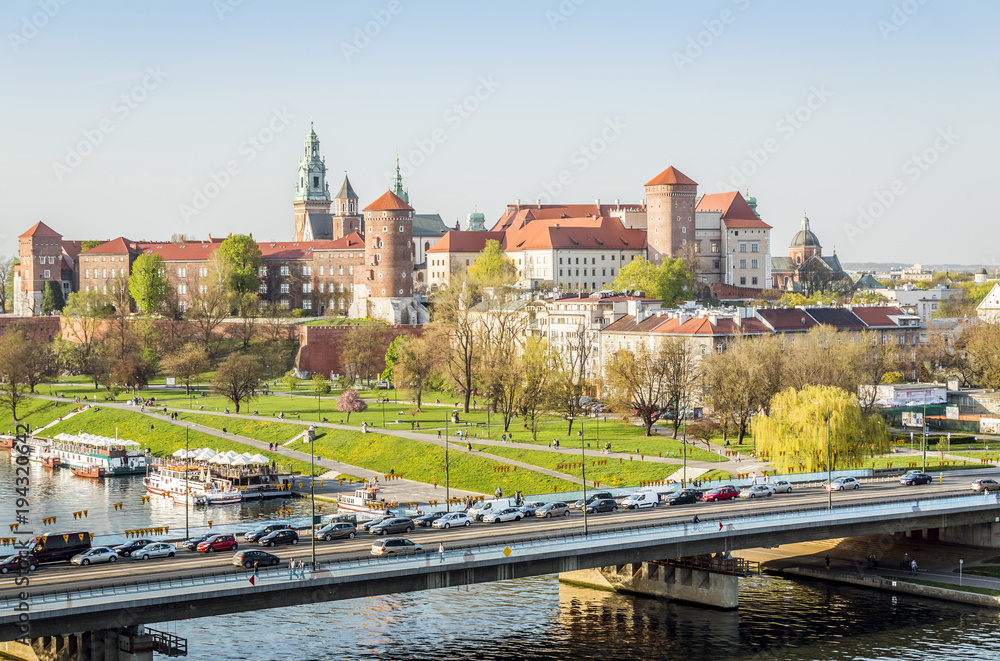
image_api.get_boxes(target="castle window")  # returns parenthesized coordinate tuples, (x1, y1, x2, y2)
(339, 265, 344, 275)
(177, 284, 187, 295)
(179, 301, 187, 312)
(280, 300, 290, 310)
(85, 269, 90, 279)
(102, 269, 107, 278)
(199, 267, 208, 277)
(319, 266, 324, 276)
(43, 269, 50, 279)
(303, 283, 312, 294)
(739, 277, 746, 285)
(177, 268, 186, 278)
(280, 283, 290, 294)
(399, 289, 404, 294)
(199, 285, 207, 295)
(752, 277, 759, 285)
(280, 266, 290, 276)
(739, 242, 747, 253)
(258, 266, 267, 276)
(304, 299, 312, 310)
(751, 242, 759, 253)
(348, 265, 353, 275)
(259, 283, 267, 294)
(751, 259, 759, 269)
(313, 176, 319, 188)
(610, 268, 615, 276)
(302, 265, 311, 276)
(739, 259, 747, 269)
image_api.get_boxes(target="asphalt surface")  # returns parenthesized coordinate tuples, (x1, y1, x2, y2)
(4, 468, 996, 601)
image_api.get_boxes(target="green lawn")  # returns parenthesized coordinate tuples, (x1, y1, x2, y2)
(468, 444, 681, 488)
(892, 577, 1000, 597)
(180, 412, 310, 447)
(310, 428, 579, 495)
(40, 407, 317, 475)
(2, 397, 81, 434)
(955, 566, 1000, 579)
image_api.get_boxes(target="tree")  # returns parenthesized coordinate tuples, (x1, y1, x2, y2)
(160, 343, 209, 395)
(23, 339, 56, 394)
(851, 290, 890, 305)
(342, 324, 388, 385)
(260, 302, 289, 342)
(605, 342, 675, 436)
(382, 335, 403, 383)
(62, 289, 113, 388)
(0, 330, 32, 420)
(128, 253, 170, 314)
(0, 255, 15, 311)
(703, 333, 784, 444)
(965, 321, 1000, 389)
(311, 373, 329, 396)
(218, 234, 263, 295)
(336, 389, 367, 423)
(42, 281, 65, 314)
(432, 274, 479, 413)
(234, 291, 260, 349)
(658, 338, 700, 439)
(611, 257, 659, 297)
(467, 239, 517, 284)
(106, 270, 138, 360)
(394, 335, 437, 411)
(283, 371, 299, 396)
(518, 337, 554, 442)
(111, 357, 153, 393)
(754, 385, 890, 473)
(212, 353, 261, 414)
(610, 257, 691, 305)
(550, 322, 596, 435)
(189, 251, 232, 351)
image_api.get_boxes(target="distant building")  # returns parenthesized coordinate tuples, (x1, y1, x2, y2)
(874, 283, 963, 323)
(770, 214, 846, 292)
(977, 282, 1000, 323)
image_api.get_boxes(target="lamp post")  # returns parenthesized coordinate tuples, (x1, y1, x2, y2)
(572, 417, 588, 536)
(310, 429, 316, 569)
(317, 384, 321, 423)
(815, 402, 832, 510)
(445, 417, 450, 513)
(381, 397, 385, 428)
(184, 425, 190, 541)
(922, 391, 928, 473)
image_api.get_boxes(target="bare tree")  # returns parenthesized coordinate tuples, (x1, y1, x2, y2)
(0, 329, 32, 421)
(342, 325, 388, 385)
(431, 274, 479, 413)
(0, 256, 14, 312)
(189, 251, 233, 352)
(394, 334, 438, 410)
(211, 353, 261, 413)
(605, 341, 675, 436)
(160, 343, 209, 395)
(518, 337, 554, 442)
(552, 322, 597, 435)
(703, 333, 784, 444)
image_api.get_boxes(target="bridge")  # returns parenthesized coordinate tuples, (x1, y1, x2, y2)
(3, 490, 999, 653)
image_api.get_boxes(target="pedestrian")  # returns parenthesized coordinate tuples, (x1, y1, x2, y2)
(438, 431, 442, 439)
(289, 557, 296, 579)
(439, 542, 445, 563)
(867, 554, 873, 569)
(825, 555, 830, 569)
(911, 559, 918, 575)
(253, 559, 259, 575)
(467, 441, 472, 451)
(692, 515, 700, 524)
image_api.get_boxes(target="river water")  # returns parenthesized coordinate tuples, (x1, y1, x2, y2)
(5, 455, 1000, 660)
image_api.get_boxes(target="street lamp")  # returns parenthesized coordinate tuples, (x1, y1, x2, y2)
(310, 429, 316, 569)
(444, 415, 450, 512)
(381, 397, 385, 428)
(571, 417, 588, 535)
(815, 402, 832, 510)
(922, 391, 928, 473)
(184, 425, 190, 541)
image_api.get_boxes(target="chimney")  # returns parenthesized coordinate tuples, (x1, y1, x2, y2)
(615, 198, 620, 207)
(536, 198, 541, 209)
(516, 198, 521, 210)
(596, 198, 601, 209)
(678, 313, 688, 325)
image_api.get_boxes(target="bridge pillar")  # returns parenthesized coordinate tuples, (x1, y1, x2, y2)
(920, 520, 1000, 548)
(0, 628, 155, 661)
(560, 559, 740, 610)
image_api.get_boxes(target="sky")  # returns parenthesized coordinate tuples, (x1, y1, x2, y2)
(1, 0, 997, 266)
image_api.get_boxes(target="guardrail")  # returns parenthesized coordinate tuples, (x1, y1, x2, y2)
(5, 491, 997, 614)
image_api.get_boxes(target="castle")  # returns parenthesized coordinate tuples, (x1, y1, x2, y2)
(14, 125, 433, 324)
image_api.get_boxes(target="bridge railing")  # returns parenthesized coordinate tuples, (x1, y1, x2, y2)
(5, 491, 998, 613)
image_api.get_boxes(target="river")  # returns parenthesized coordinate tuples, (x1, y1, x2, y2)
(5, 454, 1000, 660)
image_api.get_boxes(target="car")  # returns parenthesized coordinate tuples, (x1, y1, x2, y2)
(243, 523, 293, 542)
(825, 477, 861, 492)
(113, 539, 154, 558)
(232, 550, 281, 568)
(28, 531, 91, 563)
(468, 498, 519, 521)
(517, 501, 547, 517)
(584, 498, 619, 514)
(701, 486, 739, 502)
(740, 485, 774, 499)
(432, 512, 474, 529)
(134, 543, 176, 560)
(368, 517, 415, 536)
(181, 534, 213, 551)
(314, 522, 357, 541)
(259, 530, 300, 547)
(665, 489, 701, 506)
(572, 492, 614, 509)
(196, 534, 238, 553)
(413, 512, 448, 528)
(622, 491, 660, 509)
(0, 553, 38, 574)
(371, 538, 423, 557)
(535, 502, 570, 518)
(971, 478, 1000, 493)
(770, 480, 793, 494)
(900, 471, 933, 486)
(360, 515, 393, 532)
(482, 507, 524, 523)
(70, 547, 118, 566)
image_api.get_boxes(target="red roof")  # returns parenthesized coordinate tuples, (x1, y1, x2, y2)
(19, 221, 62, 239)
(645, 166, 697, 187)
(428, 231, 505, 254)
(363, 190, 413, 212)
(82, 238, 139, 255)
(848, 305, 909, 327)
(84, 236, 365, 262)
(696, 192, 772, 229)
(491, 203, 644, 232)
(756, 308, 818, 331)
(504, 216, 646, 252)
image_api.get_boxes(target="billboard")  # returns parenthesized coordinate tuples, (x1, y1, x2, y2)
(981, 418, 1000, 435)
(946, 406, 960, 420)
(902, 411, 924, 428)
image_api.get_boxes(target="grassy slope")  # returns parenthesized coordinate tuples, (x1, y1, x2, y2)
(311, 429, 579, 495)
(472, 444, 680, 487)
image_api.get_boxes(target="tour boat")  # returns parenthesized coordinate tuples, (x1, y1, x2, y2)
(336, 487, 391, 514)
(144, 461, 293, 502)
(42, 434, 149, 476)
(42, 455, 62, 469)
(171, 489, 243, 506)
(69, 464, 105, 479)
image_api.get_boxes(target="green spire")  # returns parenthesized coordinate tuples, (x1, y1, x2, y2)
(392, 154, 409, 204)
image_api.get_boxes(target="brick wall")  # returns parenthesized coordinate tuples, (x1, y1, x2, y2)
(296, 324, 423, 377)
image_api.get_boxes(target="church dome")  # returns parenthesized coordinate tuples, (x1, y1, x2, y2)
(977, 267, 988, 275)
(790, 214, 821, 250)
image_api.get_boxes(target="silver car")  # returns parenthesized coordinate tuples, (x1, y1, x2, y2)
(535, 502, 570, 518)
(483, 507, 523, 524)
(70, 547, 118, 566)
(133, 543, 176, 560)
(770, 480, 793, 494)
(432, 512, 474, 529)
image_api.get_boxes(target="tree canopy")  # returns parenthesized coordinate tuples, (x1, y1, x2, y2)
(754, 385, 890, 473)
(128, 253, 170, 314)
(218, 234, 263, 295)
(42, 280, 65, 314)
(211, 353, 261, 413)
(610, 257, 692, 305)
(467, 239, 517, 284)
(336, 389, 367, 422)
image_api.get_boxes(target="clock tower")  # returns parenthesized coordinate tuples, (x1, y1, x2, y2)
(293, 122, 332, 241)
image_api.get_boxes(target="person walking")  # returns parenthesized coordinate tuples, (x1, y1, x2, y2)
(439, 542, 445, 563)
(289, 557, 296, 579)
(911, 559, 918, 575)
(825, 555, 830, 569)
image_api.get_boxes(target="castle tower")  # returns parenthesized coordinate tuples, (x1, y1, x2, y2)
(14, 222, 64, 316)
(467, 206, 486, 231)
(332, 174, 362, 240)
(644, 166, 698, 264)
(293, 122, 332, 241)
(349, 190, 428, 325)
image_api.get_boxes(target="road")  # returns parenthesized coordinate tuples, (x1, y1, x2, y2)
(4, 469, 994, 601)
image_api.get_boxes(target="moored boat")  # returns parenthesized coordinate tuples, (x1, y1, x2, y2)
(145, 459, 292, 502)
(42, 433, 149, 476)
(337, 487, 389, 514)
(69, 465, 105, 479)
(0, 436, 15, 450)
(42, 455, 61, 469)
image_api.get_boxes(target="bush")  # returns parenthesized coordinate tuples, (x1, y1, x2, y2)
(291, 308, 310, 318)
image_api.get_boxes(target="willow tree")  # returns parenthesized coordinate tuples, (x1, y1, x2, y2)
(754, 384, 890, 473)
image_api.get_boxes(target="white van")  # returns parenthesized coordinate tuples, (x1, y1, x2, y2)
(621, 490, 660, 509)
(469, 498, 518, 521)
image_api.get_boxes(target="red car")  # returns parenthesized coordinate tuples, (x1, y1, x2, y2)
(196, 534, 238, 553)
(701, 486, 739, 502)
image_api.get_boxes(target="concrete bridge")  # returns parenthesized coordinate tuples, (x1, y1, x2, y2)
(3, 491, 998, 657)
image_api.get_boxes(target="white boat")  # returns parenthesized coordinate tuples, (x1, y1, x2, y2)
(171, 490, 243, 506)
(43, 434, 149, 477)
(144, 462, 293, 502)
(337, 487, 392, 514)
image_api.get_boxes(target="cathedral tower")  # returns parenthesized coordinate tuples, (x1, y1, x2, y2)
(332, 174, 362, 240)
(293, 122, 332, 241)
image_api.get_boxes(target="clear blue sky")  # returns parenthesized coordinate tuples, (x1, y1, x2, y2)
(2, 0, 996, 265)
